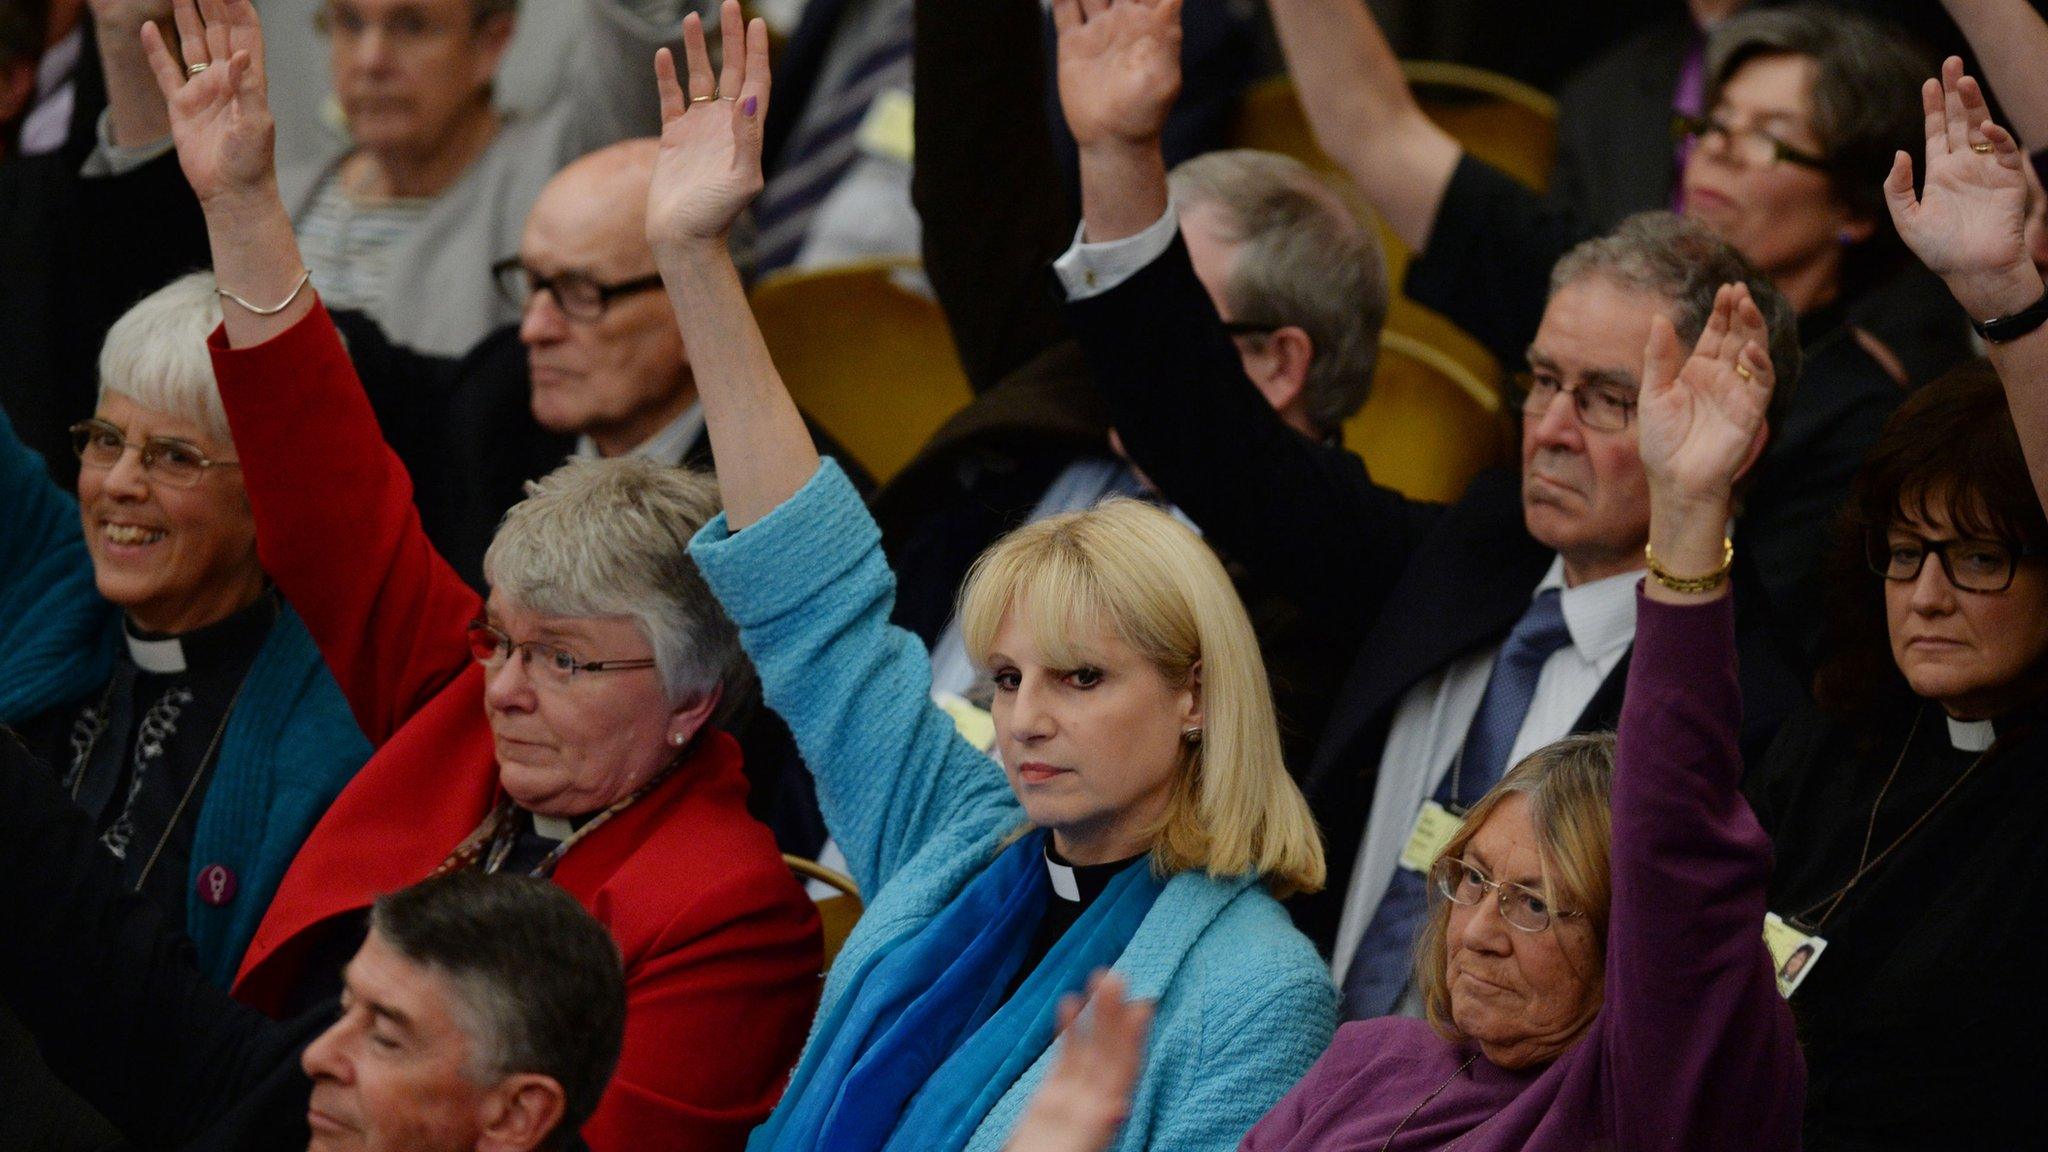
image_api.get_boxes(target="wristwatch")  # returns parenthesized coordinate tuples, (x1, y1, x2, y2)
(1973, 285, 2048, 344)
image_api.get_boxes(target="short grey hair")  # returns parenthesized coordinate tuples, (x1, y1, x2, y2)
(1169, 150, 1388, 438)
(482, 458, 749, 713)
(1549, 211, 1802, 445)
(97, 272, 231, 445)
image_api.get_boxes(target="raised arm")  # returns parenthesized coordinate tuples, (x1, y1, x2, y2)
(1602, 283, 1804, 1140)
(1886, 57, 2048, 513)
(1263, 0, 1460, 251)
(1939, 0, 2048, 149)
(146, 0, 480, 741)
(657, 5, 1020, 895)
(1055, 0, 1440, 641)
(911, 0, 1074, 391)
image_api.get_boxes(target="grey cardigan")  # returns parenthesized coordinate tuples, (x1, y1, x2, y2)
(276, 0, 707, 356)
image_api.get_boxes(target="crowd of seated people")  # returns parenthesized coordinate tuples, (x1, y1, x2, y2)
(3, 0, 2048, 1149)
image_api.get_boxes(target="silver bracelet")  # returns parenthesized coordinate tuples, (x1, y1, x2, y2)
(217, 269, 313, 316)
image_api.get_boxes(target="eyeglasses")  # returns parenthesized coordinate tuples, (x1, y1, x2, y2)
(69, 419, 240, 488)
(1512, 370, 1638, 432)
(314, 3, 485, 49)
(1433, 856, 1585, 933)
(492, 259, 666, 322)
(1672, 112, 1829, 172)
(465, 620, 659, 685)
(1865, 532, 2048, 594)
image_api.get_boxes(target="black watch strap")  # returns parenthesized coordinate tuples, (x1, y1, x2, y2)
(1973, 285, 2048, 344)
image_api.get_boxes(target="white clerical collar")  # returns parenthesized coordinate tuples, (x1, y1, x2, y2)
(532, 813, 577, 840)
(1947, 715, 1997, 752)
(1045, 852, 1081, 902)
(125, 631, 187, 675)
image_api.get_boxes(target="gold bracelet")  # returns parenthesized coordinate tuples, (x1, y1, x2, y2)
(217, 269, 312, 316)
(1644, 536, 1734, 594)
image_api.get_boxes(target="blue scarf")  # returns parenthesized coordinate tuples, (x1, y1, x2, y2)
(753, 830, 1164, 1152)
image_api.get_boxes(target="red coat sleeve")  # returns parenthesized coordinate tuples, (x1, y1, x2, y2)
(208, 303, 481, 744)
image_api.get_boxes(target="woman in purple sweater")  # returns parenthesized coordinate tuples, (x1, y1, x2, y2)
(1006, 13, 1804, 1148)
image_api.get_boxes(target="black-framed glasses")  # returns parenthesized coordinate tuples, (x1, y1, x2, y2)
(492, 259, 665, 322)
(1432, 856, 1585, 934)
(465, 620, 659, 686)
(1672, 111, 1829, 172)
(1511, 370, 1638, 432)
(69, 419, 240, 488)
(1865, 532, 2048, 594)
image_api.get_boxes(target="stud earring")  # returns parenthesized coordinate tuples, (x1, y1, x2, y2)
(1181, 726, 1203, 745)
(669, 732, 685, 747)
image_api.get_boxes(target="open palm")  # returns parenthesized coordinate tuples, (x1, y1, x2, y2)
(1637, 284, 1775, 502)
(141, 0, 273, 205)
(1005, 973, 1154, 1152)
(1885, 57, 2031, 296)
(1053, 0, 1184, 149)
(648, 2, 770, 255)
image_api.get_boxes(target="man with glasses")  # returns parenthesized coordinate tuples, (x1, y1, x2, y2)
(1051, 0, 1810, 1022)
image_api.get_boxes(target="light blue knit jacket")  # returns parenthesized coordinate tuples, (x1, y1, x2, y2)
(691, 460, 1336, 1152)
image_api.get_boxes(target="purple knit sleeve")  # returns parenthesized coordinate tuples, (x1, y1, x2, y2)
(1598, 590, 1805, 1145)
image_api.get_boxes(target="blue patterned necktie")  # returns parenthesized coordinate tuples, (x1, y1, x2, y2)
(1340, 588, 1573, 1019)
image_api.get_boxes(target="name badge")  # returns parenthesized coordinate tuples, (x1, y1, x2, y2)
(855, 88, 915, 165)
(1397, 800, 1464, 873)
(1762, 911, 1828, 998)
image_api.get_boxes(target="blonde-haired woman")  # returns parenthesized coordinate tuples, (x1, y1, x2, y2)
(649, 7, 1334, 1151)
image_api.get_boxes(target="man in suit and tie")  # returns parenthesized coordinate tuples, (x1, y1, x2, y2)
(1047, 0, 1807, 1020)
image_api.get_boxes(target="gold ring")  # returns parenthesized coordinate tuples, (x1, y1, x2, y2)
(186, 61, 210, 77)
(1734, 361, 1754, 381)
(1972, 140, 1994, 154)
(688, 94, 720, 104)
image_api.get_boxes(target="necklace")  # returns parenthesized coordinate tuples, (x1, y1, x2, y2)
(436, 748, 688, 880)
(1379, 1051, 1481, 1152)
(1792, 706, 1996, 931)
(69, 676, 246, 894)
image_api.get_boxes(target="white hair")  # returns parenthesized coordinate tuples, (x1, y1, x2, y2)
(483, 458, 748, 710)
(96, 272, 231, 444)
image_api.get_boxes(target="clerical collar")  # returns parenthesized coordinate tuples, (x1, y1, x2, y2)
(123, 591, 279, 676)
(1044, 843, 1146, 905)
(1947, 715, 1997, 752)
(525, 809, 596, 842)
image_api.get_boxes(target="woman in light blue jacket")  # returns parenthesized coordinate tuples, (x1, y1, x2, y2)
(648, 8, 1336, 1151)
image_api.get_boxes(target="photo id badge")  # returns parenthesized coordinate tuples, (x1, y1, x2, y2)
(1762, 912, 1828, 999)
(1397, 800, 1464, 873)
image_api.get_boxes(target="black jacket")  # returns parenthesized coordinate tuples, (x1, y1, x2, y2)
(1064, 235, 1807, 952)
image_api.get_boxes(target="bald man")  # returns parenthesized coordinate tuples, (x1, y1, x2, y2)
(329, 139, 871, 594)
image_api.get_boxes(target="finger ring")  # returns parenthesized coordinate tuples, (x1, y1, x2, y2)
(1972, 140, 1994, 154)
(186, 61, 210, 77)
(1734, 361, 1754, 381)
(688, 95, 720, 105)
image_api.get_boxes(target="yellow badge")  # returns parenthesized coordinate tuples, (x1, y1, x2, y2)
(1397, 800, 1464, 873)
(1762, 912, 1828, 999)
(854, 88, 915, 165)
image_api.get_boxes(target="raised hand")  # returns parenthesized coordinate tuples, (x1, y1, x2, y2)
(1637, 284, 1775, 510)
(1004, 972, 1155, 1152)
(1884, 56, 2043, 320)
(139, 0, 273, 206)
(647, 0, 771, 258)
(1053, 0, 1184, 151)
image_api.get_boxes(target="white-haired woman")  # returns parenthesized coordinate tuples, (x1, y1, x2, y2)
(639, 9, 1333, 1151)
(0, 271, 368, 987)
(139, 4, 821, 1149)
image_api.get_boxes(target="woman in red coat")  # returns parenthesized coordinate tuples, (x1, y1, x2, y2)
(135, 4, 821, 1150)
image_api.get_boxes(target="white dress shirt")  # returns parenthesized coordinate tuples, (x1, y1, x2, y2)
(572, 402, 706, 467)
(1329, 557, 1640, 987)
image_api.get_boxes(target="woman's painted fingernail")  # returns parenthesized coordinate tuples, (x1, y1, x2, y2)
(742, 96, 758, 116)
